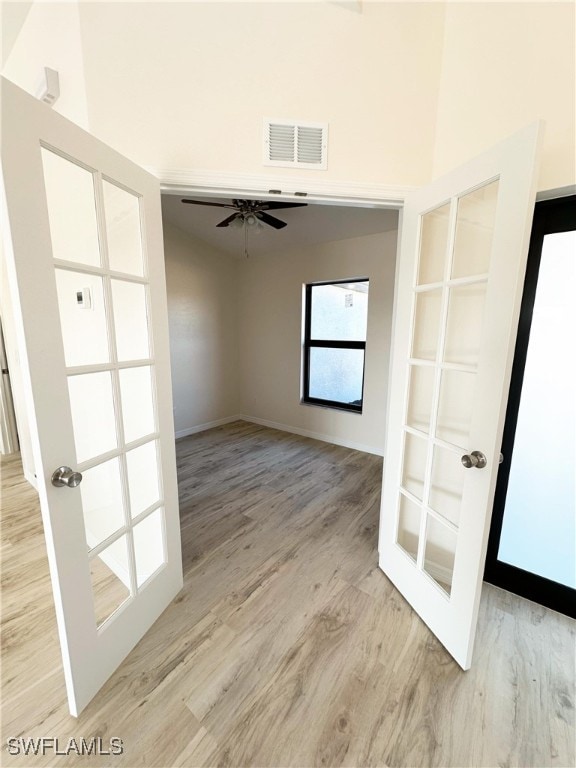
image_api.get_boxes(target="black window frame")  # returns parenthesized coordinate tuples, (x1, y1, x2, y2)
(302, 278, 369, 414)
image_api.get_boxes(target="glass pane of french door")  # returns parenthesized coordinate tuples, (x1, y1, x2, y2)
(396, 180, 499, 596)
(42, 147, 167, 627)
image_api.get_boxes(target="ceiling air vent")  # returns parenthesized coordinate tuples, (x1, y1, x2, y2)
(264, 119, 328, 170)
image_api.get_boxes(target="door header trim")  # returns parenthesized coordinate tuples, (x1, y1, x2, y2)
(148, 167, 413, 209)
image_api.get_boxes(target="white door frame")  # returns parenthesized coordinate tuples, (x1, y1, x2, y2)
(152, 167, 572, 207)
(151, 166, 413, 209)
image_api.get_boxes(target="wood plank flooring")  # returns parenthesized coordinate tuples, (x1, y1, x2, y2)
(1, 421, 574, 767)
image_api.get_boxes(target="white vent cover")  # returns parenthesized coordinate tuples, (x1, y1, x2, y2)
(263, 119, 328, 170)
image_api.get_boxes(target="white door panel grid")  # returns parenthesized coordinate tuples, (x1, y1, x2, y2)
(1, 78, 183, 716)
(379, 123, 542, 669)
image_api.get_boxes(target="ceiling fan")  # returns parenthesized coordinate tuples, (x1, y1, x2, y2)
(181, 198, 307, 230)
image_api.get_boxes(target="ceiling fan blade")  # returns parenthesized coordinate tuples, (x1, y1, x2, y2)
(258, 202, 308, 211)
(181, 199, 237, 209)
(216, 213, 241, 228)
(257, 211, 287, 229)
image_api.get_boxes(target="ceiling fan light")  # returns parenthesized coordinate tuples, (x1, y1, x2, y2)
(245, 213, 258, 227)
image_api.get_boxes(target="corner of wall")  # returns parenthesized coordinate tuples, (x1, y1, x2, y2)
(162, 219, 242, 434)
(1, 0, 90, 130)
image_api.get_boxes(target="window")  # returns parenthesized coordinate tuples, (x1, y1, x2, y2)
(302, 279, 369, 413)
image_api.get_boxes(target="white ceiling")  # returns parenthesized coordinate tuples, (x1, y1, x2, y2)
(161, 194, 399, 258)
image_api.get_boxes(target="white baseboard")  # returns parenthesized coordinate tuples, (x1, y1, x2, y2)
(175, 413, 384, 457)
(175, 415, 242, 440)
(239, 414, 384, 457)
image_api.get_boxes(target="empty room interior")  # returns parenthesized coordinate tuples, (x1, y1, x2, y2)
(0, 2, 575, 767)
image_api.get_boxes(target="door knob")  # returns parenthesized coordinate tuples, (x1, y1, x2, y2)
(461, 451, 487, 469)
(51, 466, 82, 488)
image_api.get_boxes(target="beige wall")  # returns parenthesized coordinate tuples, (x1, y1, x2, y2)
(237, 230, 398, 454)
(3, 2, 574, 191)
(433, 2, 575, 192)
(162, 221, 398, 454)
(77, 1, 445, 187)
(163, 222, 240, 437)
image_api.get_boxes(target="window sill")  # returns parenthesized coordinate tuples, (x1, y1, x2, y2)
(300, 398, 363, 415)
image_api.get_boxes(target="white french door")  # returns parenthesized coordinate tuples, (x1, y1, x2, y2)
(379, 124, 542, 669)
(1, 78, 183, 715)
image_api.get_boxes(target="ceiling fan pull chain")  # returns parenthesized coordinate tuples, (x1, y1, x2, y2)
(244, 221, 249, 259)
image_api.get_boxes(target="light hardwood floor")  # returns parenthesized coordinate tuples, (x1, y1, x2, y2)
(1, 421, 574, 767)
